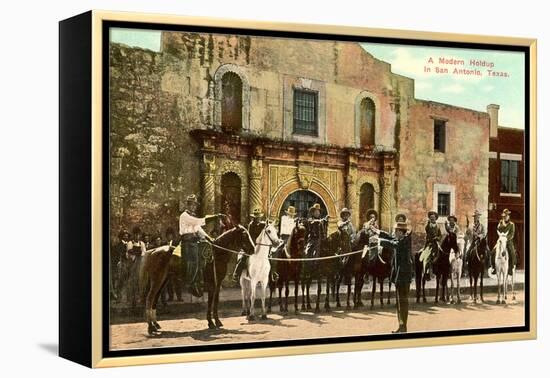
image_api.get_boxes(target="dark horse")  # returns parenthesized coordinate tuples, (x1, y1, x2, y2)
(467, 236, 489, 303)
(338, 228, 394, 309)
(268, 219, 306, 314)
(320, 228, 351, 312)
(204, 224, 256, 329)
(434, 233, 458, 303)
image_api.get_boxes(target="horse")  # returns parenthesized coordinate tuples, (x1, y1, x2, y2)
(268, 219, 306, 314)
(365, 237, 394, 308)
(204, 224, 256, 329)
(320, 228, 351, 312)
(434, 232, 457, 303)
(466, 236, 489, 303)
(240, 221, 284, 320)
(493, 231, 516, 304)
(139, 242, 177, 335)
(449, 233, 465, 304)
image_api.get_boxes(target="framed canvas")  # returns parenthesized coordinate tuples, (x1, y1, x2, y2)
(59, 10, 537, 368)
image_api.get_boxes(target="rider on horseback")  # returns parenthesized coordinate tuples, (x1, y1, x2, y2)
(490, 209, 517, 275)
(179, 194, 217, 297)
(337, 208, 356, 242)
(465, 209, 486, 265)
(421, 210, 442, 280)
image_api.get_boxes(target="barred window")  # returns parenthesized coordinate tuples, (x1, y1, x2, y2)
(293, 89, 318, 136)
(437, 192, 451, 216)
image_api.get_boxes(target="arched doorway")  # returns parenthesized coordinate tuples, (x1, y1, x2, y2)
(359, 182, 375, 225)
(359, 97, 375, 147)
(220, 172, 241, 224)
(221, 72, 242, 132)
(278, 190, 328, 220)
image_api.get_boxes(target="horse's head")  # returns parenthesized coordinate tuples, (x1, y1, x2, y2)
(233, 224, 256, 256)
(257, 220, 284, 250)
(495, 231, 509, 258)
(456, 233, 465, 257)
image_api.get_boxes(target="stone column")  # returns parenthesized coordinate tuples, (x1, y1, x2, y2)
(345, 154, 358, 227)
(380, 173, 393, 230)
(201, 153, 216, 215)
(249, 146, 263, 216)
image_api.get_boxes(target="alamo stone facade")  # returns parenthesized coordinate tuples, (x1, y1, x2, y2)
(109, 31, 490, 251)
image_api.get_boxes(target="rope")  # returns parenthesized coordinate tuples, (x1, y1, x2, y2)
(205, 239, 366, 262)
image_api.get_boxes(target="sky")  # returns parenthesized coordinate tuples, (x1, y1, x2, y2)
(361, 43, 525, 128)
(110, 28, 525, 129)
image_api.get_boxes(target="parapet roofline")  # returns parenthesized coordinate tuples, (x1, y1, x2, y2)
(415, 98, 490, 117)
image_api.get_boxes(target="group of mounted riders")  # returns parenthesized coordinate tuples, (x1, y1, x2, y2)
(110, 193, 518, 334)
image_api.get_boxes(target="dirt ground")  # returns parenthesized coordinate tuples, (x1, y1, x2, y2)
(110, 291, 525, 351)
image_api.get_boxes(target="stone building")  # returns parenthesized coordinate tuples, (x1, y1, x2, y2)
(109, 31, 490, 251)
(487, 106, 525, 268)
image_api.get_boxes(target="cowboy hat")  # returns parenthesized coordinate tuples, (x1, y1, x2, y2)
(395, 213, 407, 223)
(118, 229, 130, 239)
(309, 203, 322, 213)
(340, 207, 352, 217)
(131, 226, 142, 235)
(394, 222, 408, 232)
(472, 209, 482, 217)
(285, 206, 297, 216)
(250, 208, 264, 218)
(447, 214, 458, 222)
(427, 210, 438, 219)
(366, 209, 378, 219)
(501, 208, 511, 217)
(186, 194, 199, 204)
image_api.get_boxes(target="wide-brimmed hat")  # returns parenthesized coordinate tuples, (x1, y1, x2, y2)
(309, 203, 322, 213)
(186, 194, 199, 205)
(501, 208, 511, 217)
(118, 229, 130, 239)
(285, 206, 297, 216)
(472, 209, 482, 218)
(395, 213, 407, 223)
(366, 209, 378, 220)
(340, 208, 352, 217)
(131, 226, 142, 235)
(447, 214, 458, 222)
(427, 210, 439, 219)
(394, 222, 408, 232)
(250, 208, 264, 218)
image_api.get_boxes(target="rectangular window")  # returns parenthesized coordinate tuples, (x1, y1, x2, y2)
(501, 159, 520, 193)
(293, 89, 318, 136)
(434, 119, 446, 152)
(437, 192, 451, 216)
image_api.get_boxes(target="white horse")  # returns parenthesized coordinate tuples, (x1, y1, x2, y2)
(449, 232, 465, 304)
(493, 231, 515, 304)
(240, 221, 283, 320)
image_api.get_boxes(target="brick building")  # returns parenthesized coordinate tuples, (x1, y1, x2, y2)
(487, 104, 525, 268)
(109, 31, 490, 252)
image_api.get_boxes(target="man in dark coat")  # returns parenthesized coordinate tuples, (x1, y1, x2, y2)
(491, 208, 517, 275)
(375, 221, 413, 333)
(111, 229, 130, 301)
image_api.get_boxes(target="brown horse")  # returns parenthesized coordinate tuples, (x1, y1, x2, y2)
(268, 219, 306, 314)
(467, 236, 489, 303)
(434, 233, 457, 303)
(204, 224, 256, 329)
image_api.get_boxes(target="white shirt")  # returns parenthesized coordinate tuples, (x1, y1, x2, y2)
(179, 210, 207, 237)
(280, 215, 296, 236)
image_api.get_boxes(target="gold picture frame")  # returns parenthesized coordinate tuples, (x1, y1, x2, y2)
(59, 10, 537, 368)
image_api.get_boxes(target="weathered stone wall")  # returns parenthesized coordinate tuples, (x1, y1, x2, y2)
(397, 100, 490, 250)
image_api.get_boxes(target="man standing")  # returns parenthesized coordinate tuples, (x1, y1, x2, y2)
(232, 208, 266, 281)
(374, 221, 413, 333)
(179, 194, 214, 297)
(112, 229, 129, 301)
(304, 203, 329, 272)
(126, 226, 146, 308)
(279, 205, 297, 244)
(491, 208, 517, 275)
(337, 208, 356, 241)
